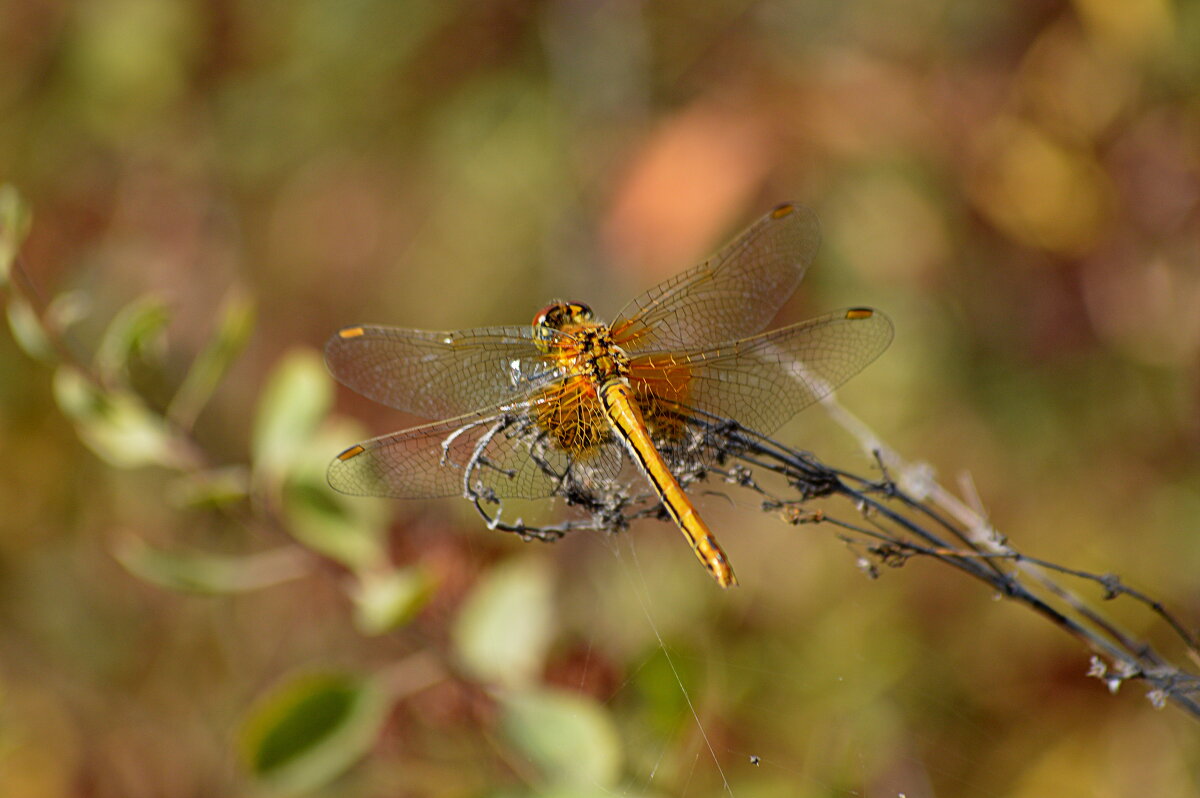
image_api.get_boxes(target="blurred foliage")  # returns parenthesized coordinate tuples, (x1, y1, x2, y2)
(239, 670, 390, 791)
(0, 183, 31, 284)
(453, 556, 557, 690)
(498, 687, 624, 792)
(1, 1, 1199, 796)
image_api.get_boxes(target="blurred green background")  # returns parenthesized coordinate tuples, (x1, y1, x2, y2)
(1, 0, 1198, 795)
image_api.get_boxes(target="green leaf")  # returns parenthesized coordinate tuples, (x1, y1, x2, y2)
(94, 294, 170, 382)
(53, 366, 183, 469)
(281, 473, 387, 571)
(7, 297, 55, 362)
(352, 566, 436, 636)
(453, 557, 555, 689)
(253, 348, 333, 481)
(275, 415, 387, 571)
(629, 645, 702, 741)
(240, 671, 390, 792)
(169, 465, 250, 509)
(168, 289, 255, 428)
(499, 687, 622, 790)
(116, 537, 310, 594)
(0, 183, 32, 286)
(45, 290, 91, 332)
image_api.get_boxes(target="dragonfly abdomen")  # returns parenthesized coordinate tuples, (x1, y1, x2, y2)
(598, 378, 738, 588)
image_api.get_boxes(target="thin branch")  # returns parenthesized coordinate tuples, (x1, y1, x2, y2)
(474, 401, 1200, 720)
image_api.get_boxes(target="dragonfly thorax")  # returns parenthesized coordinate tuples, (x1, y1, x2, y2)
(531, 300, 632, 384)
(575, 326, 630, 384)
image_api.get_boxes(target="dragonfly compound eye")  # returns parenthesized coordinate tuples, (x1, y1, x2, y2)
(533, 301, 593, 331)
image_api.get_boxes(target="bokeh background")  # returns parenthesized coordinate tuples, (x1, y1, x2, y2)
(2, 0, 1199, 795)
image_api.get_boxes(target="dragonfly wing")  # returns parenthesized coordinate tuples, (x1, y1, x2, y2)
(630, 308, 893, 438)
(325, 324, 550, 419)
(610, 203, 820, 353)
(328, 404, 625, 502)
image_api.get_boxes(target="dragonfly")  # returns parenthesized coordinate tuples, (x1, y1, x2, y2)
(325, 203, 892, 588)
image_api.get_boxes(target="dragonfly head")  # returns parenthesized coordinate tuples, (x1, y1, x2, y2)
(533, 301, 594, 351)
(535, 298, 595, 352)
(533, 301, 593, 330)
(532, 300, 592, 350)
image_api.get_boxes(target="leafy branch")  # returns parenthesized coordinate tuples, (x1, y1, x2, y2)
(0, 185, 625, 793)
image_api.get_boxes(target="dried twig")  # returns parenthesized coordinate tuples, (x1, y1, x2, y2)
(493, 401, 1200, 720)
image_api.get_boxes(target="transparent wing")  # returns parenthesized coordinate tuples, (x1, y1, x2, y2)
(328, 396, 624, 501)
(610, 203, 820, 354)
(629, 308, 893, 438)
(324, 324, 552, 419)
